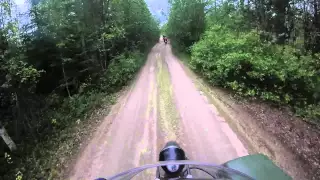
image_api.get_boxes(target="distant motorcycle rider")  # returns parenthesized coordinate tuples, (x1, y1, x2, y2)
(163, 35, 168, 44)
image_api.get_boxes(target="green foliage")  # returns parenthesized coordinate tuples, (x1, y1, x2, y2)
(190, 25, 320, 122)
(160, 23, 168, 34)
(102, 51, 144, 92)
(5, 58, 43, 89)
(16, 91, 116, 179)
(164, 0, 320, 122)
(166, 0, 207, 52)
(0, 0, 159, 178)
(62, 92, 105, 119)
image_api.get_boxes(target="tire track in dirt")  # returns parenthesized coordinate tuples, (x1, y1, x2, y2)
(161, 44, 248, 164)
(69, 45, 161, 180)
(69, 43, 249, 179)
(156, 51, 180, 142)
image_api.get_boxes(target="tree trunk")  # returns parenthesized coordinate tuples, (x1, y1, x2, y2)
(0, 123, 17, 151)
(61, 56, 71, 98)
(303, 0, 309, 50)
(313, 0, 320, 53)
(14, 92, 20, 140)
(80, 33, 88, 58)
(103, 0, 111, 70)
(240, 0, 245, 10)
(214, 0, 217, 12)
(0, 5, 4, 29)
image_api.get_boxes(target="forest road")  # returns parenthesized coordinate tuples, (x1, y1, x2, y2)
(68, 42, 248, 180)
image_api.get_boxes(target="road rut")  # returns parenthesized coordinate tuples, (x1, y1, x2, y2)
(69, 43, 247, 179)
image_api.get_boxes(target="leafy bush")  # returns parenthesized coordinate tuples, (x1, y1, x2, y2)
(12, 49, 144, 178)
(1, 0, 159, 178)
(12, 91, 116, 179)
(191, 25, 320, 122)
(100, 51, 145, 92)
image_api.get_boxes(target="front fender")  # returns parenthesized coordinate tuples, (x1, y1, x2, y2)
(223, 154, 292, 180)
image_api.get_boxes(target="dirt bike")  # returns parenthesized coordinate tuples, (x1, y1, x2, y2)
(162, 35, 168, 45)
(96, 141, 292, 180)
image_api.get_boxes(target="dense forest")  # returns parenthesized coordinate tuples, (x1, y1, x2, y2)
(0, 0, 159, 179)
(2, 0, 320, 178)
(165, 0, 320, 123)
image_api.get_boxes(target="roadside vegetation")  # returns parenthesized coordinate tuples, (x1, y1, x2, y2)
(0, 0, 159, 179)
(165, 0, 320, 124)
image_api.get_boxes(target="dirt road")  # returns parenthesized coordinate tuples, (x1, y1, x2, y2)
(69, 43, 248, 179)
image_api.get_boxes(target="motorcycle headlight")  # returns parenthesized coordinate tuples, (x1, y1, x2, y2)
(166, 164, 180, 173)
(159, 141, 186, 177)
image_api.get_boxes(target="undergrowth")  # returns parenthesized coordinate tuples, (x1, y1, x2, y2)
(1, 51, 145, 180)
(189, 25, 320, 124)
